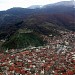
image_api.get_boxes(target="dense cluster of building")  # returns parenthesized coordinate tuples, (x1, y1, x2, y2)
(0, 31, 75, 75)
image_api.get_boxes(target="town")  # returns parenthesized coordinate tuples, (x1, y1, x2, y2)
(0, 31, 75, 75)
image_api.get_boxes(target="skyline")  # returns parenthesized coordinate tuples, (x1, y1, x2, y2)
(0, 0, 73, 11)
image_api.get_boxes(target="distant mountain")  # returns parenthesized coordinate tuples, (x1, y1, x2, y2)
(55, 1, 74, 6)
(28, 5, 42, 9)
(0, 1, 75, 49)
(43, 1, 75, 8)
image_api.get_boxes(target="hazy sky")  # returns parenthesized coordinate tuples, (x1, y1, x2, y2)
(0, 0, 72, 11)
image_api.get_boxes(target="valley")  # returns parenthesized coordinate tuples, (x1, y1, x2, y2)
(0, 1, 75, 75)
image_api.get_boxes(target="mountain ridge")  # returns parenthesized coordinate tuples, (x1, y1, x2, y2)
(0, 1, 75, 49)
(0, 1, 74, 11)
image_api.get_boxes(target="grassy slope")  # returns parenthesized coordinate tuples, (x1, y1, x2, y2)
(2, 32, 44, 49)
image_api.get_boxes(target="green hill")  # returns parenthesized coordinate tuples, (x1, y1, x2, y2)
(2, 30, 44, 49)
